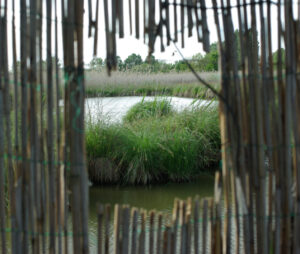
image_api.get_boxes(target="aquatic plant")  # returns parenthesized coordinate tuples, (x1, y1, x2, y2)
(86, 103, 220, 185)
(123, 98, 173, 123)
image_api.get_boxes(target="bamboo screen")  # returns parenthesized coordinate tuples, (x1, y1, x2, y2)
(0, 0, 300, 253)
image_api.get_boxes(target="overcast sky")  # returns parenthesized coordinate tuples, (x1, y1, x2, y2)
(4, 0, 284, 67)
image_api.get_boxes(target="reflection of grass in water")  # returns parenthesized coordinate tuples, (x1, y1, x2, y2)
(86, 100, 220, 185)
(87, 174, 215, 252)
(84, 71, 220, 99)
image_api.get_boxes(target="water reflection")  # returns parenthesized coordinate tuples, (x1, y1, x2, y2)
(88, 174, 214, 251)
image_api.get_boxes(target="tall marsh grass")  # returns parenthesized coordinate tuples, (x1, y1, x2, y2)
(84, 71, 220, 99)
(86, 101, 220, 185)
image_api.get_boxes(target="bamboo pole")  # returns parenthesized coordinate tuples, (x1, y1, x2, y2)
(135, 0, 140, 39)
(131, 208, 139, 254)
(114, 204, 122, 254)
(46, 0, 56, 252)
(129, 0, 132, 35)
(174, 0, 178, 42)
(172, 199, 180, 254)
(98, 204, 104, 254)
(138, 210, 146, 254)
(149, 210, 155, 254)
(20, 0, 29, 251)
(122, 205, 130, 254)
(159, 0, 165, 52)
(180, 201, 186, 254)
(187, 0, 193, 37)
(118, 0, 124, 38)
(194, 197, 199, 254)
(180, 0, 185, 48)
(29, 0, 39, 252)
(0, 5, 7, 253)
(202, 199, 208, 254)
(156, 213, 163, 254)
(105, 204, 111, 254)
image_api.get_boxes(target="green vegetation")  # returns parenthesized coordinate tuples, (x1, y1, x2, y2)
(124, 98, 173, 122)
(84, 71, 220, 99)
(86, 101, 220, 185)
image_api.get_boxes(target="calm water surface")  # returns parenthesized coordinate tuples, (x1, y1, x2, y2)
(88, 174, 214, 251)
(85, 96, 215, 123)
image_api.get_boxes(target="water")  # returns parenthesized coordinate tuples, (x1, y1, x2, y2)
(88, 174, 214, 252)
(82, 96, 216, 251)
(84, 96, 215, 123)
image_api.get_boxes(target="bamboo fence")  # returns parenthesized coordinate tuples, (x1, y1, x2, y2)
(0, 0, 299, 253)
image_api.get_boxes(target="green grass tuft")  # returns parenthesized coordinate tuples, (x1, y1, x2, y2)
(123, 98, 173, 123)
(86, 102, 220, 185)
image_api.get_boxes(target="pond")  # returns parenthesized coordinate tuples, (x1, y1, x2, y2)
(83, 96, 216, 251)
(88, 174, 214, 252)
(84, 96, 215, 123)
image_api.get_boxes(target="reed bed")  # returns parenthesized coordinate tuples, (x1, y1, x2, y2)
(84, 71, 220, 98)
(86, 102, 220, 185)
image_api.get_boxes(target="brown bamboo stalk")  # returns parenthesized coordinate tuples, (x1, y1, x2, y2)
(165, 0, 170, 46)
(29, 0, 39, 252)
(194, 0, 201, 42)
(114, 204, 122, 254)
(202, 199, 208, 254)
(75, 0, 90, 247)
(194, 197, 199, 254)
(163, 225, 171, 254)
(105, 204, 111, 254)
(149, 210, 155, 254)
(104, 0, 113, 73)
(180, 200, 186, 254)
(94, 0, 100, 55)
(38, 0, 47, 252)
(112, 0, 117, 69)
(46, 0, 56, 252)
(174, 0, 178, 42)
(143, 0, 146, 43)
(180, 0, 185, 48)
(135, 0, 140, 39)
(159, 0, 165, 52)
(118, 0, 124, 38)
(156, 213, 163, 254)
(213, 172, 222, 254)
(122, 205, 130, 254)
(138, 210, 146, 254)
(171, 199, 179, 254)
(187, 0, 193, 37)
(20, 0, 29, 251)
(185, 213, 191, 254)
(129, 0, 132, 35)
(98, 204, 104, 254)
(10, 0, 19, 252)
(131, 208, 138, 254)
(273, 1, 283, 252)
(282, 0, 295, 252)
(0, 5, 7, 253)
(54, 0, 64, 253)
(148, 0, 156, 57)
(199, 0, 209, 51)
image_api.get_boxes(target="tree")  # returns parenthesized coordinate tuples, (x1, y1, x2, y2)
(89, 57, 104, 70)
(124, 53, 143, 69)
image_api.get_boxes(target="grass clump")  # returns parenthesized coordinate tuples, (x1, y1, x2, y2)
(123, 98, 173, 122)
(86, 102, 220, 185)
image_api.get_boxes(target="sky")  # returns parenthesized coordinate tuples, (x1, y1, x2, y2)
(3, 0, 286, 68)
